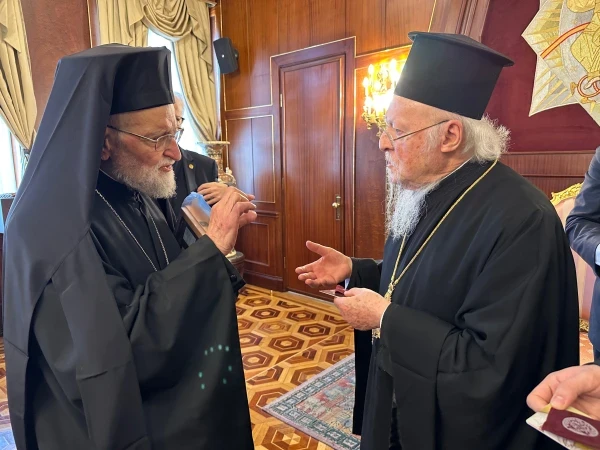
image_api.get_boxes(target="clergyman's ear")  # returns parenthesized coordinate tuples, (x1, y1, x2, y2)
(440, 120, 462, 154)
(101, 129, 113, 161)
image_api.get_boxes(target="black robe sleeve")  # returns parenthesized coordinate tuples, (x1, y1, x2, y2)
(347, 257, 382, 435)
(380, 210, 579, 447)
(347, 257, 382, 291)
(31, 235, 251, 449)
(99, 234, 242, 384)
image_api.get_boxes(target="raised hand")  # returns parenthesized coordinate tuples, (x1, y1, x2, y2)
(198, 182, 255, 206)
(206, 187, 256, 254)
(295, 241, 352, 290)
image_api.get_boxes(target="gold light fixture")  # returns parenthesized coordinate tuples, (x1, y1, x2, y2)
(361, 59, 405, 136)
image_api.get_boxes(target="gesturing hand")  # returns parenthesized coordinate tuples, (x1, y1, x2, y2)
(206, 187, 256, 255)
(295, 241, 352, 290)
(198, 182, 255, 206)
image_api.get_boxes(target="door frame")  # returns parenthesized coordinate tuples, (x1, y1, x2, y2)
(271, 37, 356, 290)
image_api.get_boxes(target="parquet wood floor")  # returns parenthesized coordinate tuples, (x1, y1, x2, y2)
(0, 286, 592, 449)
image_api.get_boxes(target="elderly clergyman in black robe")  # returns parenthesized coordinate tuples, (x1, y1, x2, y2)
(296, 32, 579, 449)
(2, 44, 255, 449)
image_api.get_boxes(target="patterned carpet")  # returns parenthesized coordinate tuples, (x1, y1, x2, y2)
(0, 287, 592, 449)
(263, 355, 359, 450)
(240, 287, 353, 449)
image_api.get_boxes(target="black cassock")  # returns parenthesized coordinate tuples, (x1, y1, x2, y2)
(3, 45, 253, 450)
(24, 172, 253, 449)
(351, 161, 579, 450)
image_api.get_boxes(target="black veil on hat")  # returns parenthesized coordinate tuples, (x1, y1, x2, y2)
(3, 44, 173, 449)
(394, 32, 514, 119)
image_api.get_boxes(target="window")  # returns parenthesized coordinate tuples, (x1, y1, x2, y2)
(0, 118, 17, 195)
(148, 30, 200, 152)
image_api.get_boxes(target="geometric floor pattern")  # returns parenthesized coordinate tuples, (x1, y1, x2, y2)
(239, 286, 353, 449)
(0, 286, 592, 450)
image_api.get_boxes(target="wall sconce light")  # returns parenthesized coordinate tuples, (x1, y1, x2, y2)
(361, 59, 405, 136)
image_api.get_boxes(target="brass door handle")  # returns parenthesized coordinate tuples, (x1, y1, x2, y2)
(332, 195, 341, 220)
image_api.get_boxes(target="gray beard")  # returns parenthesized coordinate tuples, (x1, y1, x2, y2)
(107, 153, 176, 199)
(385, 178, 440, 240)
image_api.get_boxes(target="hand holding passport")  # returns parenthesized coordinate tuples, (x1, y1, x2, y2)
(528, 405, 600, 449)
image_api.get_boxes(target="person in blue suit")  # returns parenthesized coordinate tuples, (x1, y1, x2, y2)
(567, 148, 600, 358)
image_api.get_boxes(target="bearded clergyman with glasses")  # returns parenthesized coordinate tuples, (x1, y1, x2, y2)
(2, 44, 255, 449)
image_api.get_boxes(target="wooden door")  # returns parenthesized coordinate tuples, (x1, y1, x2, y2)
(281, 57, 345, 296)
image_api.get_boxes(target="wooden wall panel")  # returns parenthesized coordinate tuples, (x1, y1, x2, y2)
(21, 0, 92, 127)
(237, 213, 283, 290)
(429, 0, 464, 34)
(385, 0, 437, 49)
(221, 0, 487, 112)
(226, 116, 276, 203)
(278, 0, 346, 55)
(248, 0, 279, 107)
(239, 220, 271, 267)
(221, 0, 251, 110)
(308, 0, 346, 47)
(220, 0, 493, 289)
(501, 151, 594, 197)
(226, 118, 254, 196)
(346, 0, 386, 54)
(251, 116, 276, 203)
(278, 0, 311, 55)
(429, 0, 490, 39)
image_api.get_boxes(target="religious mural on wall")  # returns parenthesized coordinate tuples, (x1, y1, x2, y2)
(523, 0, 600, 125)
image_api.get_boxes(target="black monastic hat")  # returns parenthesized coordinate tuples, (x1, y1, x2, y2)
(394, 32, 514, 119)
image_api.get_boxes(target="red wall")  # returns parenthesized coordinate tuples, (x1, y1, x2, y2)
(482, 0, 600, 151)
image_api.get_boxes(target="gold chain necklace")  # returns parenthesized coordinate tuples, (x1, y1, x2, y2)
(372, 160, 498, 340)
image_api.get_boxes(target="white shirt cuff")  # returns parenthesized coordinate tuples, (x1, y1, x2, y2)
(595, 243, 600, 266)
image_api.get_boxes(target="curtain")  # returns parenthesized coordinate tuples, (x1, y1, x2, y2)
(0, 0, 37, 150)
(98, 0, 217, 141)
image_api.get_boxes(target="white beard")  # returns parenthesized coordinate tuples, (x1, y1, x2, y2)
(385, 176, 440, 240)
(108, 152, 176, 199)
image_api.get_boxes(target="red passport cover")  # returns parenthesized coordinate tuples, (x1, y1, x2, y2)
(542, 408, 600, 448)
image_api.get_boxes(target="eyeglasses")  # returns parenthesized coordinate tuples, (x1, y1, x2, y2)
(381, 120, 449, 143)
(107, 125, 183, 152)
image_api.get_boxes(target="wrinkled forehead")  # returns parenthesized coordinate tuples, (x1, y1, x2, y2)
(116, 104, 177, 131)
(386, 96, 430, 125)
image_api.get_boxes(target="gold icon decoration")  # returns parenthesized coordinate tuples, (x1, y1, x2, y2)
(523, 0, 600, 124)
(361, 59, 405, 136)
(188, 164, 194, 169)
